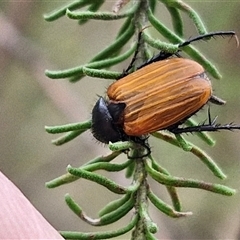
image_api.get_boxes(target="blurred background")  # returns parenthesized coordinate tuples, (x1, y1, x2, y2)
(0, 1, 240, 239)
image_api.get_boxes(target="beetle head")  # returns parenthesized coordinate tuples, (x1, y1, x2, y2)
(91, 97, 127, 144)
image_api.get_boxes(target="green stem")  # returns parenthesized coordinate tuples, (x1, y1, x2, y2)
(151, 132, 226, 179)
(45, 120, 91, 133)
(67, 165, 127, 194)
(147, 8, 221, 79)
(52, 130, 86, 146)
(146, 159, 235, 196)
(46, 152, 122, 188)
(147, 189, 192, 218)
(66, 6, 135, 20)
(149, 155, 181, 211)
(98, 192, 132, 217)
(44, 0, 93, 21)
(165, 6, 183, 36)
(60, 214, 139, 239)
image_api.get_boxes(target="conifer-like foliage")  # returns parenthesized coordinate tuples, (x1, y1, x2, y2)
(45, 1, 236, 239)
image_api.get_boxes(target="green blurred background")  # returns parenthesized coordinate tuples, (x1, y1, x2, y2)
(0, 1, 240, 239)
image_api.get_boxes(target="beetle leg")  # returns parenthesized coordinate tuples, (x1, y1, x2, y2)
(179, 31, 236, 48)
(138, 31, 237, 69)
(169, 104, 240, 134)
(134, 137, 151, 158)
(127, 136, 151, 159)
(124, 30, 144, 74)
(138, 51, 174, 68)
(170, 122, 240, 134)
(118, 29, 146, 79)
(120, 31, 236, 80)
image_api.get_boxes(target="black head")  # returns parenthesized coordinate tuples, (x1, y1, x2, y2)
(91, 97, 127, 144)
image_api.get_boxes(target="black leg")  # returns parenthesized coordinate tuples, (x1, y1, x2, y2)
(136, 31, 237, 71)
(170, 122, 240, 134)
(127, 136, 151, 159)
(179, 31, 237, 48)
(124, 30, 144, 74)
(137, 51, 174, 69)
(117, 29, 145, 79)
(119, 31, 237, 80)
(169, 106, 240, 134)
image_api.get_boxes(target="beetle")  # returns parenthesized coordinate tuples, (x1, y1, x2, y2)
(91, 31, 239, 151)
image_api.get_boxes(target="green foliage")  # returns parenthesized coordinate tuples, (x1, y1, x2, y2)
(45, 0, 236, 239)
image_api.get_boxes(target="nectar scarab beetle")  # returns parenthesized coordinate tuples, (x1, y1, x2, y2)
(91, 31, 239, 148)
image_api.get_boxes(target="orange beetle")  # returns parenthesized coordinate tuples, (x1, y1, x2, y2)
(107, 58, 211, 136)
(92, 31, 238, 146)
